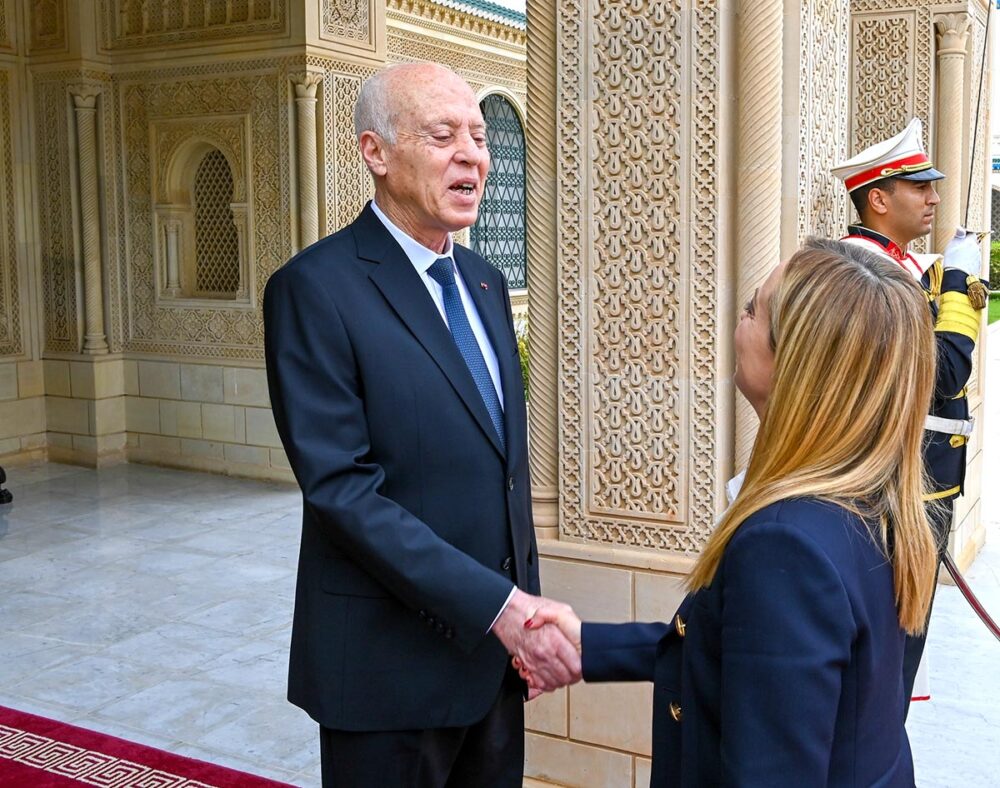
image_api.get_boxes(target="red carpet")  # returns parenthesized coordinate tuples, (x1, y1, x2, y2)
(0, 706, 294, 787)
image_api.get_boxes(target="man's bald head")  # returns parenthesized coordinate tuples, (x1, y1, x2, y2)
(354, 63, 471, 145)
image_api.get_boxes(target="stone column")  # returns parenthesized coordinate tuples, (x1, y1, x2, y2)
(525, 0, 559, 538)
(734, 0, 783, 467)
(934, 13, 970, 251)
(292, 73, 323, 250)
(71, 85, 108, 354)
(163, 216, 182, 297)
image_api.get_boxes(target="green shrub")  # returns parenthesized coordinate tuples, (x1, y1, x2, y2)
(990, 240, 1000, 290)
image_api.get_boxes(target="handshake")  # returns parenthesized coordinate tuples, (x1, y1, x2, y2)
(492, 589, 584, 697)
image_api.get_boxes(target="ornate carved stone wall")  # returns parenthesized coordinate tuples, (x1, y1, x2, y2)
(0, 67, 22, 358)
(34, 72, 82, 354)
(386, 14, 527, 107)
(29, 0, 67, 52)
(849, 0, 968, 252)
(318, 61, 375, 235)
(116, 61, 290, 360)
(0, 0, 9, 49)
(797, 0, 850, 240)
(322, 0, 372, 44)
(556, 0, 722, 553)
(99, 0, 287, 50)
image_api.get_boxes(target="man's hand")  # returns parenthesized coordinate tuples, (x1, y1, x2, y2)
(491, 589, 581, 693)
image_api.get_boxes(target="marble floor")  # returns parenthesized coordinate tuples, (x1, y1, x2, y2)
(0, 324, 997, 787)
(0, 461, 318, 785)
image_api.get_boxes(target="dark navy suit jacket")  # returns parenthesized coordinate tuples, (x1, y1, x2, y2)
(263, 204, 539, 731)
(583, 498, 915, 787)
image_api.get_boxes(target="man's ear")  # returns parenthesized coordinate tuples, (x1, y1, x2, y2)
(867, 187, 890, 217)
(359, 130, 389, 177)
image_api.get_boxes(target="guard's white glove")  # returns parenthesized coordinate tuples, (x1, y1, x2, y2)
(943, 227, 985, 277)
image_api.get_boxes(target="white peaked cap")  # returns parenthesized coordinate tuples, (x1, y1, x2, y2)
(832, 118, 944, 193)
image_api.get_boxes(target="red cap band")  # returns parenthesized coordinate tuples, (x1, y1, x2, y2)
(844, 153, 932, 192)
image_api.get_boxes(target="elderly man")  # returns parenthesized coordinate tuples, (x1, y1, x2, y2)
(264, 63, 580, 786)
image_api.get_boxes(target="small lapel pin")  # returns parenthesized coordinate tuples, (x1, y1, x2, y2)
(480, 282, 489, 291)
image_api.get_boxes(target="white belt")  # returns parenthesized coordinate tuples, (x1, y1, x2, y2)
(924, 415, 974, 437)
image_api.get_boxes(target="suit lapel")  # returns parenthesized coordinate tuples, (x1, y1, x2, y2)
(355, 206, 506, 459)
(455, 249, 523, 468)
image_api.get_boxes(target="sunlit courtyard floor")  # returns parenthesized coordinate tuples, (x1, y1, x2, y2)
(0, 325, 998, 787)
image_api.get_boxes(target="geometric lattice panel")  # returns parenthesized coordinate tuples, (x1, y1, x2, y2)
(557, 0, 722, 554)
(471, 94, 526, 289)
(194, 149, 240, 296)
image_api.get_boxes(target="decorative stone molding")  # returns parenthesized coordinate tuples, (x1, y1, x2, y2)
(35, 74, 78, 353)
(70, 84, 109, 354)
(387, 28, 525, 99)
(30, 0, 66, 52)
(99, 0, 286, 50)
(321, 64, 375, 235)
(556, 0, 722, 553)
(292, 72, 323, 250)
(524, 0, 558, 535)
(116, 60, 290, 360)
(734, 0, 782, 468)
(388, 0, 526, 48)
(322, 0, 371, 44)
(796, 0, 850, 242)
(0, 1, 8, 49)
(150, 115, 251, 304)
(0, 69, 22, 358)
(933, 12, 970, 251)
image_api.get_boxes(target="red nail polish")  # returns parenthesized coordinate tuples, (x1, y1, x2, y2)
(524, 618, 533, 628)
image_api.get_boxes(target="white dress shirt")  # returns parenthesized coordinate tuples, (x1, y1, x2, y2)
(370, 201, 504, 409)
(370, 201, 516, 630)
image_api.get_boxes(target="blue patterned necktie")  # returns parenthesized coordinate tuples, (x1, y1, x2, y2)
(427, 258, 506, 453)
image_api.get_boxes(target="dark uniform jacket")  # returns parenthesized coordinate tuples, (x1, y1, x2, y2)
(582, 498, 915, 787)
(844, 225, 979, 501)
(263, 204, 539, 731)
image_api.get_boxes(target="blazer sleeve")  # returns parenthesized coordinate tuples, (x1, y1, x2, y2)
(263, 263, 514, 654)
(718, 520, 856, 786)
(581, 622, 670, 683)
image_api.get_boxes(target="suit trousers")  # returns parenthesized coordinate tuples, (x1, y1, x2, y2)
(319, 669, 524, 788)
(902, 497, 954, 717)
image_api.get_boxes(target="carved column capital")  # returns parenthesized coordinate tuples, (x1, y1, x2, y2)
(291, 72, 324, 100)
(935, 13, 971, 55)
(69, 84, 102, 109)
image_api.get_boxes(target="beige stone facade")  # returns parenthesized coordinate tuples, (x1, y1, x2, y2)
(0, 1, 991, 785)
(522, 0, 991, 784)
(0, 0, 525, 481)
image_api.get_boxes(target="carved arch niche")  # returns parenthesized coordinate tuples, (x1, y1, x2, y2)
(152, 118, 251, 305)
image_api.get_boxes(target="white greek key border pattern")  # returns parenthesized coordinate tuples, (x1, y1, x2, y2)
(0, 722, 213, 786)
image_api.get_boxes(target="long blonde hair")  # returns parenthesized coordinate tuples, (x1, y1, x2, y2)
(688, 238, 938, 634)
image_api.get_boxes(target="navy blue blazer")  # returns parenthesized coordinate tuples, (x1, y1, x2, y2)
(583, 498, 915, 787)
(264, 204, 538, 731)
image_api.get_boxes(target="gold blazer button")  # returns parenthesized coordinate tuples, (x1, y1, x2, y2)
(674, 614, 686, 637)
(669, 702, 683, 722)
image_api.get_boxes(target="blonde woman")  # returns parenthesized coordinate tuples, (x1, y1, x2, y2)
(523, 239, 938, 786)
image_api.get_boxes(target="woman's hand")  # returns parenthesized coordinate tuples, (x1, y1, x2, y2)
(513, 601, 583, 692)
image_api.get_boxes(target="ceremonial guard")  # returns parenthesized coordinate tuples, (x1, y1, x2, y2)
(833, 118, 990, 709)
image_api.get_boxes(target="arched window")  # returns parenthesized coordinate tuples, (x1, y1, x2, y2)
(156, 137, 248, 303)
(472, 94, 526, 289)
(193, 149, 240, 297)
